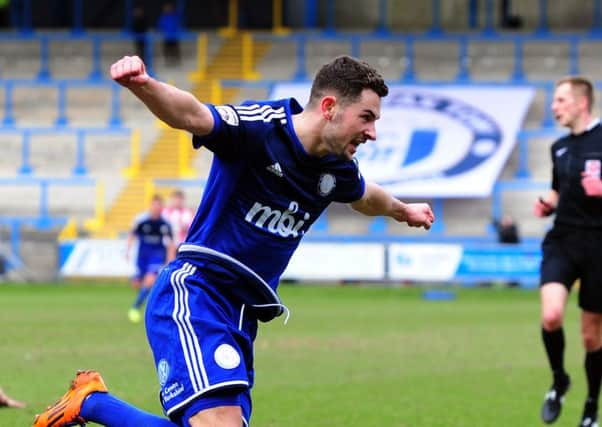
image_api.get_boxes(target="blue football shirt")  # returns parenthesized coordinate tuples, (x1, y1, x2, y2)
(132, 213, 173, 254)
(185, 98, 365, 292)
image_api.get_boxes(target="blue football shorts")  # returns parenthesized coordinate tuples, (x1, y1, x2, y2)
(135, 249, 166, 281)
(145, 258, 258, 426)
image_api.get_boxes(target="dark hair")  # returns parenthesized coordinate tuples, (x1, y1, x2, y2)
(308, 55, 388, 107)
(556, 76, 594, 112)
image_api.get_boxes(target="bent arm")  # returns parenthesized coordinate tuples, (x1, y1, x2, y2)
(350, 182, 434, 229)
(129, 78, 214, 136)
(110, 55, 214, 136)
(534, 189, 559, 217)
(350, 181, 404, 218)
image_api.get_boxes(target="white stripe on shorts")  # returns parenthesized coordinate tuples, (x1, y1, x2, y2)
(170, 262, 209, 392)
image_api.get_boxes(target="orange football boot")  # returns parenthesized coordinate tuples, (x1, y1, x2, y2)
(33, 370, 108, 427)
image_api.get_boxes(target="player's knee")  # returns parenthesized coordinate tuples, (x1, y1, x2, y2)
(542, 309, 564, 331)
(581, 333, 602, 351)
(188, 405, 242, 427)
(581, 328, 602, 351)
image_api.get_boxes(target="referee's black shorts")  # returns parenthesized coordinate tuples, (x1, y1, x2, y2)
(540, 224, 602, 313)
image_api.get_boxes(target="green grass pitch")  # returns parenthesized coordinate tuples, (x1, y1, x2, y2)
(0, 282, 586, 426)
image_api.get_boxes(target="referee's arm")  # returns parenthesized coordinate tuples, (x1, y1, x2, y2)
(534, 190, 559, 217)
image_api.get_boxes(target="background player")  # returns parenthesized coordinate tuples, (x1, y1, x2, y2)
(162, 189, 193, 246)
(126, 194, 175, 323)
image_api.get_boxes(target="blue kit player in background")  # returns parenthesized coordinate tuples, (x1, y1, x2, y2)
(126, 194, 175, 323)
(33, 54, 435, 427)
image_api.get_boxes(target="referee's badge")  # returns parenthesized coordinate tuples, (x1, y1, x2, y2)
(317, 173, 336, 197)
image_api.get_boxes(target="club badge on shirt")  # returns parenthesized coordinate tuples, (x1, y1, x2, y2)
(317, 173, 336, 196)
(216, 105, 239, 126)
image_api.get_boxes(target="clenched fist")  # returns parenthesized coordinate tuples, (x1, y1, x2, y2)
(110, 55, 149, 88)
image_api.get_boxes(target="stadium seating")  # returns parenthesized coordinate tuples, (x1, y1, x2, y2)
(4, 0, 602, 277)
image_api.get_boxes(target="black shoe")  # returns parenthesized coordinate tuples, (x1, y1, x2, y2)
(578, 398, 598, 427)
(541, 374, 571, 424)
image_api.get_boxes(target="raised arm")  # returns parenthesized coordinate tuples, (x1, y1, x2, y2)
(350, 181, 434, 230)
(110, 55, 214, 136)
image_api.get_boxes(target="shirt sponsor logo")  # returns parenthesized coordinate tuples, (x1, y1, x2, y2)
(162, 381, 184, 402)
(244, 201, 310, 238)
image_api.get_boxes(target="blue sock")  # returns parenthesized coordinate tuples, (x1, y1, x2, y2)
(81, 392, 177, 427)
(133, 288, 151, 309)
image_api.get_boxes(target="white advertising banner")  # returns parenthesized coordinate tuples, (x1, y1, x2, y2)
(388, 243, 463, 281)
(59, 239, 539, 286)
(60, 239, 384, 281)
(270, 84, 535, 198)
(60, 239, 135, 277)
(282, 242, 385, 280)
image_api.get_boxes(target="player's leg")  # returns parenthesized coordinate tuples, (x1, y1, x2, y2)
(177, 390, 249, 426)
(539, 228, 578, 423)
(541, 283, 570, 376)
(146, 259, 256, 427)
(132, 272, 156, 308)
(578, 311, 602, 427)
(187, 406, 243, 427)
(129, 256, 161, 323)
(540, 282, 571, 424)
(0, 385, 25, 408)
(33, 370, 177, 427)
(180, 384, 251, 426)
(128, 273, 146, 323)
(576, 234, 602, 427)
(128, 258, 145, 322)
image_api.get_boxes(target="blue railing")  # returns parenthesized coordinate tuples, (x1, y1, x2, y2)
(0, 28, 584, 245)
(254, 32, 600, 85)
(0, 31, 198, 81)
(0, 176, 95, 227)
(1, 79, 124, 128)
(0, 29, 600, 85)
(0, 126, 131, 176)
(0, 176, 95, 268)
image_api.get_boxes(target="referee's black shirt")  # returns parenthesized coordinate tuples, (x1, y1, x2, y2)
(551, 121, 602, 228)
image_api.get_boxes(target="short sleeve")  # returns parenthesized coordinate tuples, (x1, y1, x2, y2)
(192, 102, 285, 161)
(331, 158, 366, 203)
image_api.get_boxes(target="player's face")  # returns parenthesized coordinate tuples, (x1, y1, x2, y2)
(552, 82, 584, 130)
(170, 194, 184, 209)
(150, 199, 163, 218)
(325, 89, 380, 160)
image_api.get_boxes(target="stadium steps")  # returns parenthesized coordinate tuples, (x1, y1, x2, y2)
(88, 34, 271, 238)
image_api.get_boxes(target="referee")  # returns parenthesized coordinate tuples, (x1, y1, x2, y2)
(535, 76, 602, 427)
